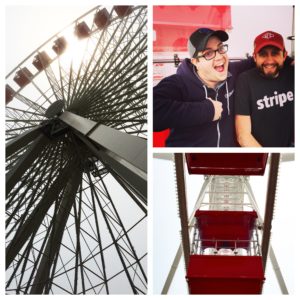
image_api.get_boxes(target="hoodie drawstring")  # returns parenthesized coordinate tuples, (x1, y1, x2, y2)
(203, 85, 208, 99)
(225, 81, 230, 116)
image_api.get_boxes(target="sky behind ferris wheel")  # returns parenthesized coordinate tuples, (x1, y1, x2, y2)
(5, 5, 94, 74)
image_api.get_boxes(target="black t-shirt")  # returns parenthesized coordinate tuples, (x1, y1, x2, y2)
(235, 65, 294, 147)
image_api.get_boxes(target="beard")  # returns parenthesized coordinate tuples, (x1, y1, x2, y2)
(258, 63, 283, 78)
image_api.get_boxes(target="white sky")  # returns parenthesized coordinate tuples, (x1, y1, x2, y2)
(5, 4, 93, 73)
(229, 6, 293, 57)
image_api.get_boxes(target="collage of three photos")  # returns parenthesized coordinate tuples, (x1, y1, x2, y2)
(5, 3, 296, 295)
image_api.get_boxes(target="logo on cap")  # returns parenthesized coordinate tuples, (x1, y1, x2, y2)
(254, 30, 285, 54)
(262, 32, 275, 39)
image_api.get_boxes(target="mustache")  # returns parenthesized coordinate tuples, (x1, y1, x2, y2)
(262, 63, 279, 68)
(258, 63, 283, 78)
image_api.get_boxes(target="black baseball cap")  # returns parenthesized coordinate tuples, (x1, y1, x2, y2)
(188, 28, 229, 58)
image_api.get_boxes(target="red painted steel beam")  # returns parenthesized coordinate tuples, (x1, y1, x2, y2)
(174, 153, 190, 270)
(261, 153, 280, 272)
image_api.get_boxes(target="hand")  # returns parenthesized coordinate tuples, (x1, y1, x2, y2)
(208, 98, 223, 121)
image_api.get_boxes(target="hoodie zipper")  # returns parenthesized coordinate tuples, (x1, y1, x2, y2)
(201, 73, 230, 147)
(215, 89, 221, 147)
(203, 85, 221, 147)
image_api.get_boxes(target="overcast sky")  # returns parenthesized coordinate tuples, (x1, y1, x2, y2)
(5, 4, 93, 73)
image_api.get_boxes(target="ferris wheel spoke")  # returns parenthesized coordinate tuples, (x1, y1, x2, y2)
(86, 104, 147, 126)
(30, 80, 53, 106)
(6, 119, 44, 126)
(66, 8, 116, 105)
(74, 185, 109, 294)
(6, 154, 80, 269)
(92, 29, 147, 95)
(14, 92, 46, 115)
(96, 175, 147, 284)
(6, 144, 58, 229)
(43, 64, 65, 103)
(6, 106, 45, 119)
(65, 63, 75, 108)
(30, 169, 83, 294)
(72, 8, 141, 103)
(6, 125, 44, 159)
(86, 74, 147, 117)
(82, 27, 147, 104)
(66, 31, 100, 109)
(66, 26, 116, 103)
(97, 99, 147, 119)
(6, 125, 43, 141)
(87, 174, 144, 294)
(6, 5, 147, 294)
(6, 221, 49, 293)
(100, 75, 147, 107)
(108, 168, 147, 213)
(83, 84, 147, 126)
(57, 60, 72, 105)
(6, 133, 49, 196)
(21, 206, 59, 293)
(6, 145, 63, 221)
(83, 60, 146, 115)
(72, 175, 109, 293)
(84, 174, 110, 292)
(73, 188, 86, 294)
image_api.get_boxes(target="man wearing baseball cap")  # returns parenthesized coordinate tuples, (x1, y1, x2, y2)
(235, 30, 294, 147)
(153, 27, 254, 147)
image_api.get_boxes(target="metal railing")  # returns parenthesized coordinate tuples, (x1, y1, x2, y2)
(191, 223, 262, 257)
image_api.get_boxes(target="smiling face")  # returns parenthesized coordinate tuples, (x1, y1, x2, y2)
(254, 46, 287, 78)
(191, 36, 229, 89)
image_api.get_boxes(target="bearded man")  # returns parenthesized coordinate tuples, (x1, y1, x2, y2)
(235, 31, 294, 147)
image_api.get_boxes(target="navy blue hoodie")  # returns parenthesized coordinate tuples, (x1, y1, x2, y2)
(153, 58, 254, 147)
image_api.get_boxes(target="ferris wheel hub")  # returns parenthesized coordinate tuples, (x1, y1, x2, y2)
(45, 100, 64, 119)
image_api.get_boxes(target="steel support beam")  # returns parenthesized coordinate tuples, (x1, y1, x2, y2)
(6, 133, 48, 196)
(59, 111, 147, 202)
(243, 177, 288, 294)
(162, 176, 212, 294)
(6, 125, 43, 158)
(261, 153, 280, 272)
(30, 168, 82, 294)
(174, 153, 190, 271)
(6, 157, 78, 269)
(269, 247, 288, 294)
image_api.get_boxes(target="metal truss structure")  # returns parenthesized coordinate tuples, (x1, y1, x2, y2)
(161, 154, 288, 294)
(6, 6, 147, 294)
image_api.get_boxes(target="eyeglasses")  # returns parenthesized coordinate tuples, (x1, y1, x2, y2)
(195, 44, 228, 61)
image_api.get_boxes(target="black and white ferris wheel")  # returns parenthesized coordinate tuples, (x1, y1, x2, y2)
(6, 5, 147, 294)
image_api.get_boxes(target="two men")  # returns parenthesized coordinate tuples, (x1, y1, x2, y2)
(235, 31, 294, 147)
(153, 28, 253, 147)
(153, 28, 294, 147)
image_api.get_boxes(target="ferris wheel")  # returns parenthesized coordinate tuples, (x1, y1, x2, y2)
(154, 153, 294, 294)
(6, 6, 147, 294)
